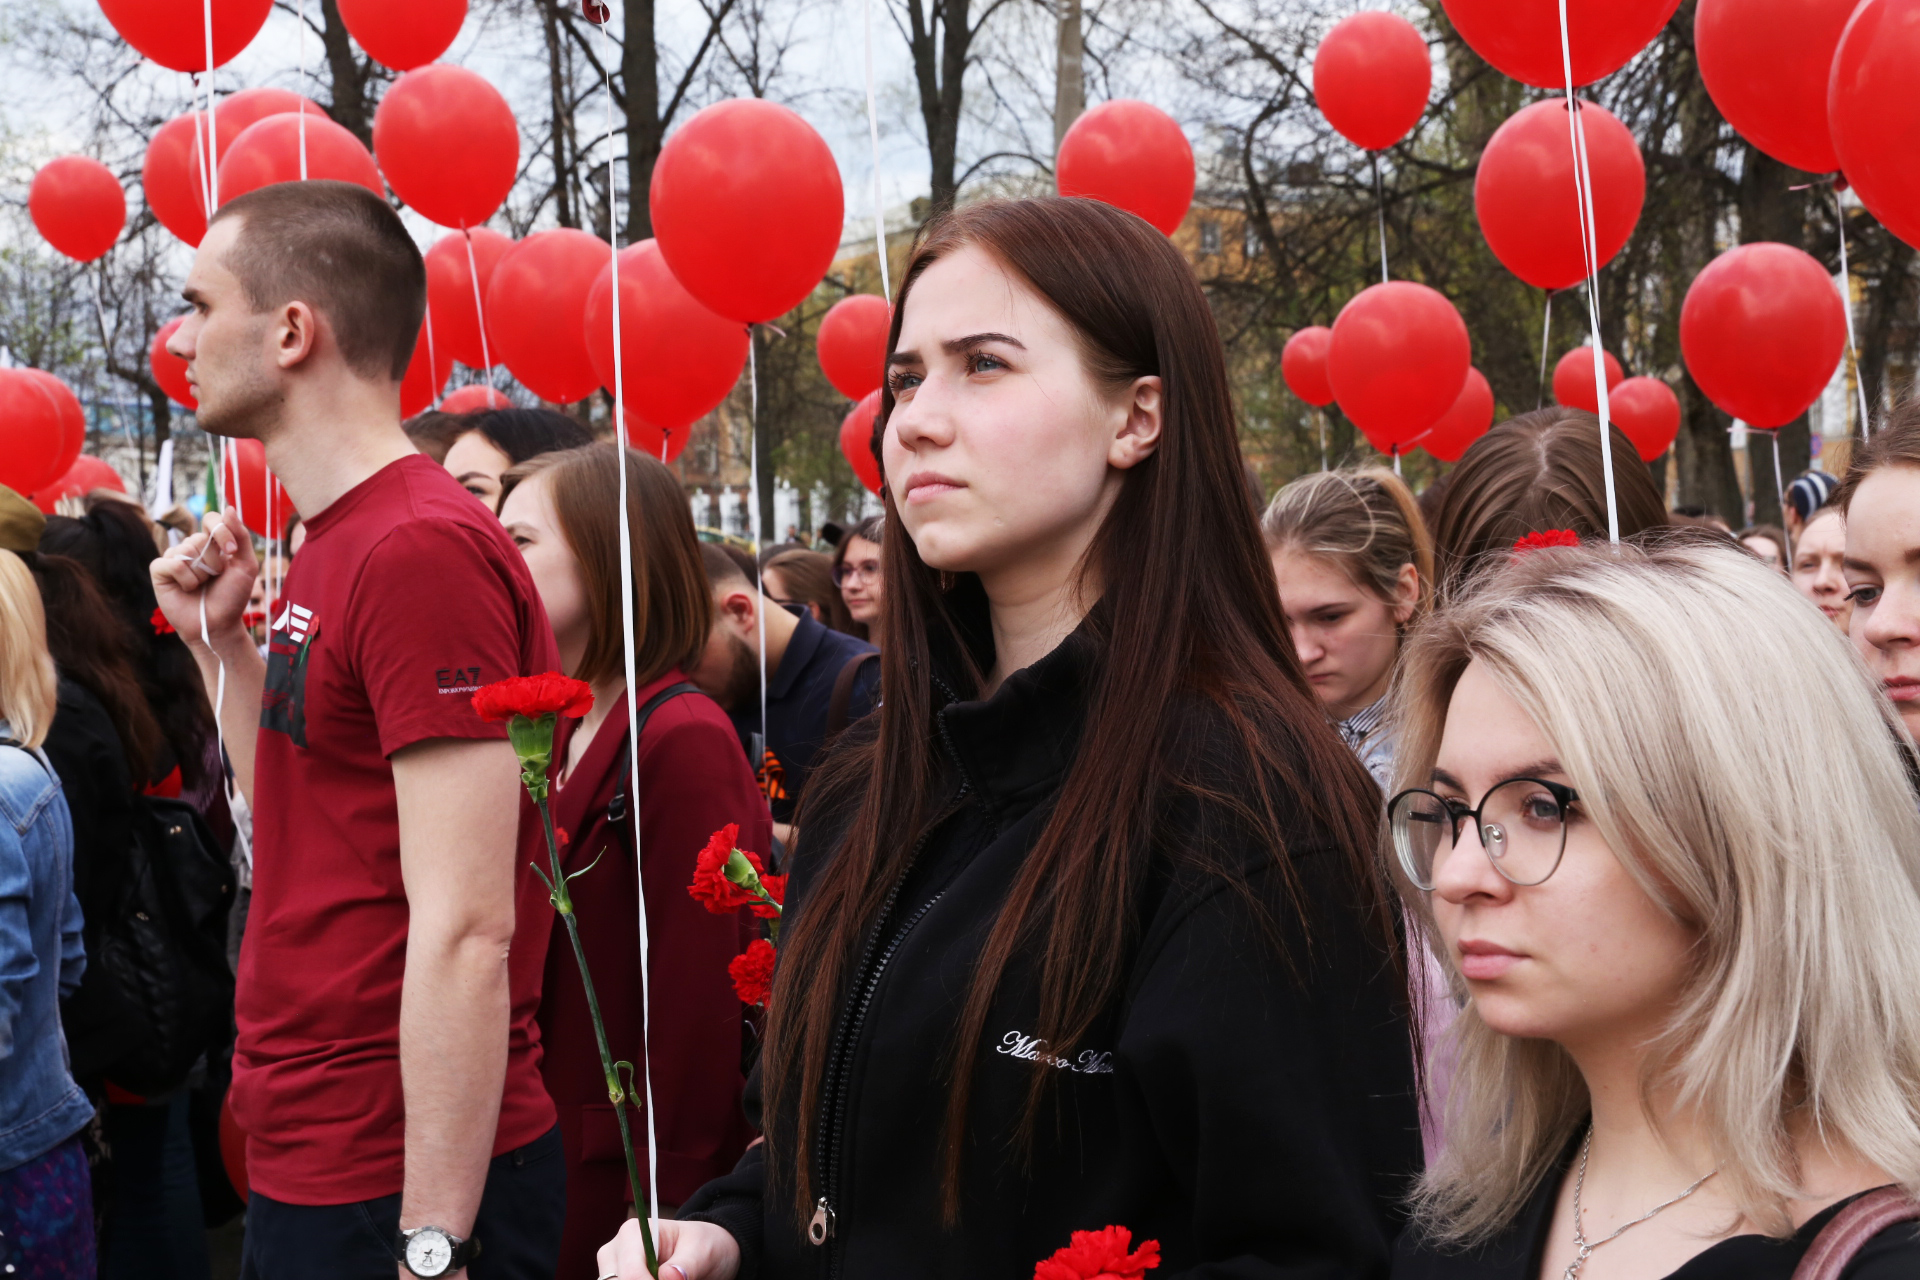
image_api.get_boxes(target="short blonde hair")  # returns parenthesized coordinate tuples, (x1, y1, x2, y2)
(1392, 535, 1920, 1243)
(0, 551, 57, 749)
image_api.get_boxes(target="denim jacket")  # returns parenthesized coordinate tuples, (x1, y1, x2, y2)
(0, 721, 93, 1170)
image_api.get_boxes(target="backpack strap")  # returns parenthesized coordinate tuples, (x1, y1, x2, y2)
(825, 651, 880, 739)
(606, 682, 702, 848)
(1791, 1186, 1920, 1280)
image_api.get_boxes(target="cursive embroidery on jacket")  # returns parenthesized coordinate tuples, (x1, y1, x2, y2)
(995, 1031, 1115, 1074)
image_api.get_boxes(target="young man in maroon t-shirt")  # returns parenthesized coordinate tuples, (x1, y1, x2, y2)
(152, 182, 563, 1280)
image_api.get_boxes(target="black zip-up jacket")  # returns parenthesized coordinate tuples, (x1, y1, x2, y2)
(682, 608, 1422, 1278)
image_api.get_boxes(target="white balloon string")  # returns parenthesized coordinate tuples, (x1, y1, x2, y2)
(1318, 407, 1328, 472)
(749, 335, 768, 774)
(297, 0, 309, 180)
(1537, 290, 1553, 409)
(424, 304, 442, 410)
(189, 79, 213, 221)
(1834, 188, 1870, 442)
(203, 0, 219, 209)
(863, 0, 890, 300)
(461, 231, 495, 385)
(1557, 0, 1618, 544)
(1770, 428, 1786, 527)
(591, 11, 661, 1228)
(1370, 151, 1388, 284)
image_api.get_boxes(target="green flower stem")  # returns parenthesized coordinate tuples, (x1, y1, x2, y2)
(528, 740, 658, 1277)
(722, 850, 782, 942)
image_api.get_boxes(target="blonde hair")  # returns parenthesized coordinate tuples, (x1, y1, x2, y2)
(1392, 536, 1920, 1243)
(0, 551, 57, 749)
(1261, 468, 1435, 624)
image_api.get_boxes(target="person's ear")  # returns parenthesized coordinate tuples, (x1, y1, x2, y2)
(721, 588, 756, 630)
(1391, 562, 1421, 627)
(1109, 375, 1163, 470)
(275, 300, 322, 370)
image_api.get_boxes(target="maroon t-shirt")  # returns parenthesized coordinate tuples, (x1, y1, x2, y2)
(230, 454, 560, 1205)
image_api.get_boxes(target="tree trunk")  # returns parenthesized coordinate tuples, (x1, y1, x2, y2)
(623, 0, 662, 241)
(317, 0, 376, 145)
(543, 1, 578, 229)
(907, 0, 970, 215)
(1053, 0, 1084, 154)
(1858, 234, 1915, 423)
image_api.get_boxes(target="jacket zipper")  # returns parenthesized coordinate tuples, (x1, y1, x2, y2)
(812, 699, 976, 1272)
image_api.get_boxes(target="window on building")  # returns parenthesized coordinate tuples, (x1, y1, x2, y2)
(1199, 220, 1221, 255)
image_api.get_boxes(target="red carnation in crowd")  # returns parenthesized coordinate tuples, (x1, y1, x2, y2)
(689, 823, 770, 914)
(471, 672, 595, 722)
(728, 937, 776, 1007)
(749, 872, 786, 920)
(1511, 529, 1582, 557)
(150, 606, 175, 636)
(1033, 1225, 1161, 1280)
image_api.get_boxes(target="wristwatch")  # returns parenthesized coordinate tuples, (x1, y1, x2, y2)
(395, 1225, 481, 1277)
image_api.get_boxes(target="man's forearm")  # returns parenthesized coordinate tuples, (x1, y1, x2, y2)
(397, 926, 512, 1253)
(188, 631, 266, 807)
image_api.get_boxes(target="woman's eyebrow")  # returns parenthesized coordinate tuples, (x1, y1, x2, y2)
(941, 331, 1025, 354)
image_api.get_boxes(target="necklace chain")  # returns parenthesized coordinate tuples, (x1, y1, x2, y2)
(1562, 1126, 1719, 1280)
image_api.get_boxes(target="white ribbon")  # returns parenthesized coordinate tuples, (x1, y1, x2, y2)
(1557, 0, 1619, 543)
(864, 0, 891, 299)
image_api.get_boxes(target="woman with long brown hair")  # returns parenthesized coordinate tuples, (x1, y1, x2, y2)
(498, 444, 767, 1277)
(599, 198, 1420, 1278)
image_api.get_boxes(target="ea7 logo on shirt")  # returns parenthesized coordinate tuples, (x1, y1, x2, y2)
(436, 667, 483, 695)
(262, 601, 317, 747)
(996, 1030, 1114, 1075)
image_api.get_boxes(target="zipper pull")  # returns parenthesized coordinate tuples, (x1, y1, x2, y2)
(808, 1197, 836, 1246)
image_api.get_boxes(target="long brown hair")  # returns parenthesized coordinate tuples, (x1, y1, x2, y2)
(1427, 407, 1669, 598)
(764, 548, 856, 634)
(500, 443, 710, 687)
(27, 551, 162, 785)
(764, 196, 1389, 1222)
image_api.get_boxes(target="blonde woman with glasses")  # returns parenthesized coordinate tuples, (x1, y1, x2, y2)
(1387, 537, 1920, 1280)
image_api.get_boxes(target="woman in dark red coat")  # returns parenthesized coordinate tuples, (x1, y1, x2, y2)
(499, 443, 770, 1277)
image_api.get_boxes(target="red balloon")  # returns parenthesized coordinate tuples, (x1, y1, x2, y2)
(1439, 0, 1683, 89)
(650, 99, 844, 324)
(486, 229, 610, 403)
(218, 438, 293, 538)
(1696, 0, 1851, 174)
(373, 64, 517, 230)
(151, 317, 198, 409)
(439, 385, 512, 414)
(29, 157, 125, 262)
(337, 0, 466, 70)
(219, 113, 384, 203)
(1551, 347, 1625, 413)
(1476, 99, 1644, 290)
(97, 0, 273, 72)
(1609, 376, 1681, 461)
(424, 230, 514, 369)
(1282, 326, 1336, 407)
(0, 371, 70, 494)
(19, 371, 85, 485)
(1327, 282, 1472, 447)
(1680, 242, 1846, 429)
(143, 93, 325, 246)
(1313, 13, 1432, 152)
(31, 456, 126, 514)
(1055, 100, 1196, 236)
(1420, 368, 1495, 463)
(841, 391, 884, 494)
(1831, 0, 1920, 248)
(585, 240, 749, 431)
(625, 420, 692, 464)
(817, 295, 891, 400)
(400, 313, 455, 418)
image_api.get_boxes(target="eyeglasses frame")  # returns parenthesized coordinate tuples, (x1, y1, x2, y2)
(1387, 777, 1581, 892)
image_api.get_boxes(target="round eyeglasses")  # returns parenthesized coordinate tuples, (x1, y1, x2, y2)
(1387, 778, 1580, 892)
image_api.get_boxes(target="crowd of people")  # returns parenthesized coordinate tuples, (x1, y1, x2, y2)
(0, 179, 1916, 1280)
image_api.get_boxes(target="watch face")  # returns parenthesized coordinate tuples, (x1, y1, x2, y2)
(406, 1230, 454, 1276)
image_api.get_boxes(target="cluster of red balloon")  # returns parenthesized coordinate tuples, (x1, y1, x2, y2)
(0, 369, 85, 496)
(817, 296, 891, 493)
(1550, 347, 1680, 461)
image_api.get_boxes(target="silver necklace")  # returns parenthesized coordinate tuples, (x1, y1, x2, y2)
(1562, 1126, 1719, 1280)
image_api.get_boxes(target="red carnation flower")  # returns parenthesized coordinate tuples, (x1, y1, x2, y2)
(690, 824, 761, 913)
(471, 672, 595, 723)
(1511, 529, 1581, 557)
(1034, 1226, 1161, 1280)
(150, 606, 176, 636)
(729, 937, 776, 1007)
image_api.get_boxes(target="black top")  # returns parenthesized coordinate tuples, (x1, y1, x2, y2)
(1394, 1149, 1920, 1279)
(729, 610, 879, 823)
(40, 677, 143, 1084)
(684, 597, 1422, 1278)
